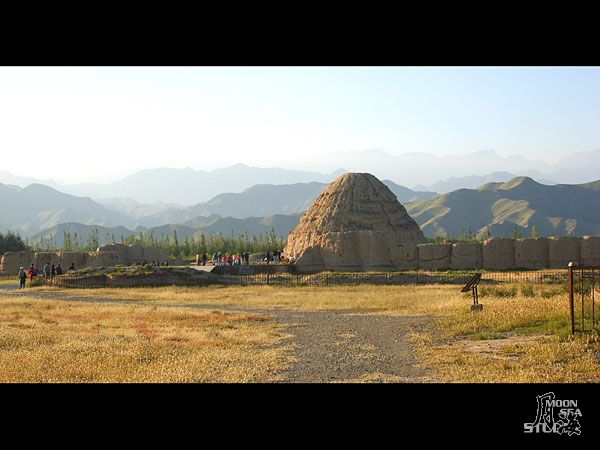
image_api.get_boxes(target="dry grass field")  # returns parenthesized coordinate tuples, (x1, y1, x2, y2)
(1, 282, 599, 382)
(0, 276, 17, 286)
(0, 295, 292, 382)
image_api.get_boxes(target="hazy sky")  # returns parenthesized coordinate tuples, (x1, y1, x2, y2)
(0, 66, 598, 183)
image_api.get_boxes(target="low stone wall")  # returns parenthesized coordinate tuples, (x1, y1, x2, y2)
(450, 242, 482, 270)
(1, 244, 168, 274)
(514, 238, 548, 269)
(547, 237, 580, 269)
(482, 238, 515, 270)
(0, 251, 35, 274)
(417, 244, 452, 271)
(48, 271, 213, 288)
(393, 244, 419, 270)
(293, 235, 599, 272)
(3, 237, 598, 275)
(580, 236, 600, 267)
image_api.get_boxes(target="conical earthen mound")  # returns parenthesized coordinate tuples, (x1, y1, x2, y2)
(285, 173, 425, 271)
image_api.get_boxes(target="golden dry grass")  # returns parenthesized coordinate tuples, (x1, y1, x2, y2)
(0, 296, 292, 382)
(0, 276, 18, 286)
(34, 284, 464, 315)
(411, 332, 600, 383)
(408, 285, 600, 383)
(3, 283, 599, 383)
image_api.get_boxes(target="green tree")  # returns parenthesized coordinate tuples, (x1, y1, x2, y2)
(0, 231, 29, 254)
(199, 232, 207, 254)
(87, 228, 100, 251)
(171, 230, 180, 257)
(63, 231, 73, 251)
(512, 226, 522, 239)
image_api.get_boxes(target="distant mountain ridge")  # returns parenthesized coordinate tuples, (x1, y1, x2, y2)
(414, 171, 557, 194)
(6, 175, 600, 246)
(406, 176, 600, 238)
(2, 149, 599, 204)
(95, 197, 180, 220)
(285, 148, 600, 188)
(134, 180, 437, 227)
(0, 183, 137, 236)
(0, 178, 435, 237)
(61, 164, 346, 205)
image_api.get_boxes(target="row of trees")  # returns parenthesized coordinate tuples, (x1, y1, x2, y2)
(30, 228, 288, 259)
(426, 225, 546, 244)
(15, 224, 569, 257)
(0, 231, 28, 255)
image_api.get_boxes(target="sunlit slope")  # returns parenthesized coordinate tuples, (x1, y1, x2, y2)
(406, 177, 600, 238)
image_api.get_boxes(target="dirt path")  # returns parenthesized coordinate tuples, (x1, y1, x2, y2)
(0, 287, 431, 383)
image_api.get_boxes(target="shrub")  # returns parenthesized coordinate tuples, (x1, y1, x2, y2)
(521, 285, 536, 298)
(541, 289, 562, 299)
(486, 286, 518, 298)
(28, 277, 47, 287)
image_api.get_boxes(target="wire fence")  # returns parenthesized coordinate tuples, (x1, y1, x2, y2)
(42, 269, 572, 289)
(568, 266, 599, 335)
(214, 270, 570, 286)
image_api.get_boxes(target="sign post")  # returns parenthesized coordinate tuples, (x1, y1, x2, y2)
(461, 273, 483, 313)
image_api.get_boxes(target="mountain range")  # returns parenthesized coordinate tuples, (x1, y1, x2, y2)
(54, 165, 346, 205)
(2, 149, 599, 205)
(413, 171, 557, 194)
(2, 178, 435, 240)
(134, 180, 437, 227)
(271, 148, 600, 189)
(0, 183, 137, 236)
(4, 172, 600, 246)
(406, 177, 600, 238)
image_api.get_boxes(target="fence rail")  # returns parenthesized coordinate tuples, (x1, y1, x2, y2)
(43, 269, 573, 289)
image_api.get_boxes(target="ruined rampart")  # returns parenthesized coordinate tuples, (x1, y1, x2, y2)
(0, 244, 168, 274)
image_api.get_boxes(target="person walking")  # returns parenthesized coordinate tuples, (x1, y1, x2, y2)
(18, 266, 27, 289)
(44, 262, 51, 278)
(51, 264, 56, 281)
(28, 264, 36, 282)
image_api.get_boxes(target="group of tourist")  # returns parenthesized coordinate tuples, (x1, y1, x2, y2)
(200, 250, 290, 267)
(17, 262, 75, 288)
(265, 250, 284, 264)
(210, 252, 251, 266)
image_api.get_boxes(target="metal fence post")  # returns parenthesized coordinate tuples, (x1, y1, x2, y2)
(568, 262, 575, 335)
(581, 267, 585, 333)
